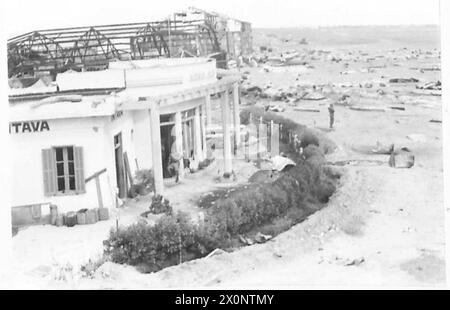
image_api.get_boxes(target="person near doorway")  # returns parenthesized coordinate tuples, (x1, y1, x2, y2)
(168, 136, 182, 183)
(328, 103, 335, 129)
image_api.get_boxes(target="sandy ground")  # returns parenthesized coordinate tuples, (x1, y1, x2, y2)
(1, 26, 445, 289)
(1, 155, 258, 289)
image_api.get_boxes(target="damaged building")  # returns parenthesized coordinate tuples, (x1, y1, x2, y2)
(9, 57, 241, 227)
(7, 7, 252, 78)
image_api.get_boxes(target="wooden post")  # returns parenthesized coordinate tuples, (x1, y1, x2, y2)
(85, 168, 108, 208)
(201, 105, 208, 159)
(222, 90, 233, 175)
(194, 106, 203, 161)
(95, 176, 104, 208)
(174, 111, 185, 177)
(256, 119, 261, 167)
(245, 131, 250, 161)
(123, 152, 133, 186)
(280, 124, 283, 142)
(270, 120, 274, 154)
(270, 121, 280, 157)
(150, 105, 164, 195)
(233, 83, 241, 148)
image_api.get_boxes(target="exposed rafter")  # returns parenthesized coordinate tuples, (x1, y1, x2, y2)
(7, 9, 252, 78)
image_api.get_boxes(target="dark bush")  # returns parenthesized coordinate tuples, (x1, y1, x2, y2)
(128, 184, 145, 198)
(299, 130, 320, 148)
(104, 158, 337, 272)
(150, 195, 173, 215)
(204, 159, 336, 236)
(303, 144, 323, 160)
(104, 212, 198, 272)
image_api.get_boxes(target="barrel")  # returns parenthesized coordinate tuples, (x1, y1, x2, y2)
(55, 214, 64, 227)
(93, 208, 100, 222)
(50, 205, 58, 226)
(65, 212, 77, 227)
(98, 208, 109, 221)
(76, 212, 86, 225)
(85, 209, 98, 224)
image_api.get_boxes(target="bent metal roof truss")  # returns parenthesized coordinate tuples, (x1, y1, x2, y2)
(7, 19, 223, 78)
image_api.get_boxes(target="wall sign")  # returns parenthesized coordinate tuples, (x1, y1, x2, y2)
(9, 121, 50, 134)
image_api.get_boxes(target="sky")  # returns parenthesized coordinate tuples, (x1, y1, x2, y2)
(1, 0, 441, 38)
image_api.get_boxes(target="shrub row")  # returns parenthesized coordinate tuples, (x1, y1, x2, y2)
(104, 158, 338, 272)
(103, 108, 338, 273)
(205, 160, 334, 236)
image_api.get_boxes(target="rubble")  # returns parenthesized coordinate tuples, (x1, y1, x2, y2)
(389, 150, 415, 169)
(416, 81, 441, 90)
(371, 142, 394, 155)
(267, 104, 286, 112)
(301, 92, 326, 101)
(343, 257, 365, 266)
(271, 155, 296, 171)
(350, 106, 386, 112)
(206, 248, 227, 258)
(238, 235, 254, 246)
(389, 78, 419, 83)
(294, 108, 320, 112)
(254, 232, 273, 243)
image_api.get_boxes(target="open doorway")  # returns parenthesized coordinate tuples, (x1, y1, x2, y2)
(160, 124, 174, 178)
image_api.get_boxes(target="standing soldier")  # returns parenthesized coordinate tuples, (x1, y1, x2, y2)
(328, 103, 335, 129)
(168, 136, 182, 183)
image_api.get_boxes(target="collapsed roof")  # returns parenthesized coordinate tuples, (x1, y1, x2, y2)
(7, 8, 252, 78)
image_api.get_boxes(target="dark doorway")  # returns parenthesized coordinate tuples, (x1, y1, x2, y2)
(160, 124, 174, 178)
(114, 132, 126, 198)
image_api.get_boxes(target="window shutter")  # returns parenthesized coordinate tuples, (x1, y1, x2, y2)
(74, 147, 86, 193)
(42, 149, 57, 196)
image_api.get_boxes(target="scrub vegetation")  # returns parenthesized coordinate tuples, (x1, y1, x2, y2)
(103, 109, 340, 273)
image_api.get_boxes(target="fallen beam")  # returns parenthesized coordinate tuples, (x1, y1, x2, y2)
(294, 108, 320, 112)
(350, 106, 386, 112)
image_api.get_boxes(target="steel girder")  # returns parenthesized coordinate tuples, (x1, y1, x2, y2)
(7, 18, 223, 78)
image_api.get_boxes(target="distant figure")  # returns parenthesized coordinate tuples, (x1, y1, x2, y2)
(168, 137, 182, 183)
(328, 103, 335, 129)
(237, 54, 243, 68)
(293, 134, 302, 154)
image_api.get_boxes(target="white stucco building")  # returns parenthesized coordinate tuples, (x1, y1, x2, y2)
(9, 58, 241, 226)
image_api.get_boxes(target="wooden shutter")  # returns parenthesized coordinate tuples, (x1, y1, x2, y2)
(73, 147, 86, 194)
(42, 149, 57, 196)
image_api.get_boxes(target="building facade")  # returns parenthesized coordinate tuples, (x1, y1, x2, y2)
(9, 58, 241, 226)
